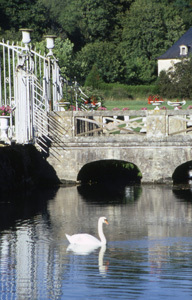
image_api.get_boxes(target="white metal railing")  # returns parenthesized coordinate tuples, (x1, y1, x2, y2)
(0, 30, 100, 154)
(0, 31, 65, 149)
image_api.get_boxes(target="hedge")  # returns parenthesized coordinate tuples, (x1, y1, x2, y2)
(99, 83, 159, 100)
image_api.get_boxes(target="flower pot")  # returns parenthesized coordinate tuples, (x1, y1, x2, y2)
(0, 116, 9, 140)
(152, 101, 164, 110)
(167, 100, 186, 110)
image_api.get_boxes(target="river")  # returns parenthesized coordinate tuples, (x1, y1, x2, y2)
(0, 184, 192, 299)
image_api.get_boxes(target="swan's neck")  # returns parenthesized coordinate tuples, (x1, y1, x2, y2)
(98, 219, 106, 244)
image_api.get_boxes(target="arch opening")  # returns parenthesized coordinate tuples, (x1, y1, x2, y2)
(77, 160, 142, 186)
(172, 161, 192, 184)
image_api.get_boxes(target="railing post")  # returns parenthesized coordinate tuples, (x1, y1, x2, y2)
(14, 29, 34, 143)
(146, 110, 167, 138)
(44, 35, 57, 112)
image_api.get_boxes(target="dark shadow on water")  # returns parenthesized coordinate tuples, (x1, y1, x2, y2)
(172, 184, 192, 202)
(0, 187, 59, 231)
(77, 182, 142, 205)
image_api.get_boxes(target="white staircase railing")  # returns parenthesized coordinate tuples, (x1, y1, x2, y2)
(0, 30, 65, 150)
(0, 29, 91, 154)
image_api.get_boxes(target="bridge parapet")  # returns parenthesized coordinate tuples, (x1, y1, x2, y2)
(52, 109, 192, 139)
(48, 109, 192, 184)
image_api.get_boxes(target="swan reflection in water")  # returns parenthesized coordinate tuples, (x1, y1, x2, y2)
(66, 244, 108, 276)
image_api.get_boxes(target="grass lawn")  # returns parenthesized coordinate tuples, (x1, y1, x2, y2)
(104, 98, 190, 110)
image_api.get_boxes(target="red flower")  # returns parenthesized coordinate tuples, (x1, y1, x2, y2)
(148, 95, 164, 104)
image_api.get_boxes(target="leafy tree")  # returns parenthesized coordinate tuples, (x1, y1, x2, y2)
(158, 58, 192, 99)
(163, 6, 186, 49)
(0, 0, 57, 41)
(42, 0, 135, 47)
(157, 70, 173, 98)
(121, 0, 186, 84)
(173, 0, 192, 29)
(35, 37, 74, 78)
(1, 0, 192, 86)
(54, 38, 74, 78)
(84, 64, 103, 89)
(124, 57, 157, 84)
(78, 0, 123, 42)
(48, 0, 83, 49)
(74, 41, 125, 83)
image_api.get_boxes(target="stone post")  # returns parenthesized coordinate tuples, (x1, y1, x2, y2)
(146, 110, 167, 137)
(168, 115, 186, 135)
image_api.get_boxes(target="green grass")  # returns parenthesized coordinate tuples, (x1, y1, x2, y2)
(105, 99, 148, 110)
(104, 98, 190, 110)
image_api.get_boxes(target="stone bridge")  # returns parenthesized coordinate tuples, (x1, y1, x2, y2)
(46, 109, 192, 184)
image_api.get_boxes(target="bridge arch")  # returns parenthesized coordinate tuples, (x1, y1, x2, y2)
(77, 159, 142, 185)
(172, 161, 192, 184)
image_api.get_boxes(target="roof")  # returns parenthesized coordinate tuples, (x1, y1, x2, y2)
(158, 27, 192, 59)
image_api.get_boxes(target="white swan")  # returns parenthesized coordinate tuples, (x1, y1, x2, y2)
(65, 216, 108, 246)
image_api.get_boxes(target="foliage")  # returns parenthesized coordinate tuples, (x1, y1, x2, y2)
(158, 58, 192, 99)
(99, 83, 159, 100)
(0, 0, 57, 41)
(34, 37, 74, 78)
(157, 71, 173, 98)
(1, 0, 192, 86)
(54, 38, 74, 78)
(120, 0, 185, 84)
(81, 87, 105, 107)
(74, 41, 125, 83)
(84, 65, 103, 89)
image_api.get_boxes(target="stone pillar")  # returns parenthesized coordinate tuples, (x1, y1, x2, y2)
(168, 115, 186, 135)
(146, 110, 167, 138)
(51, 111, 74, 137)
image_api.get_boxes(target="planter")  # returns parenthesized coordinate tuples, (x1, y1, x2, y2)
(151, 101, 164, 110)
(167, 100, 186, 110)
(0, 116, 9, 140)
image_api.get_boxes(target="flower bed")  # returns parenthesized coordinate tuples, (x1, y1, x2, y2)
(148, 95, 164, 104)
(0, 105, 11, 116)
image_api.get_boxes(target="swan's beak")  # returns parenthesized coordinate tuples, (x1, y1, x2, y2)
(105, 219, 109, 225)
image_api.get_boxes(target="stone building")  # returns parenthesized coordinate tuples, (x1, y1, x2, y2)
(157, 27, 192, 75)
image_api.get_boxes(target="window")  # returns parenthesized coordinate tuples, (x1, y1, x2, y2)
(180, 45, 188, 56)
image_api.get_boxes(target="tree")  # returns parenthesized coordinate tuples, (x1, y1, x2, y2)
(84, 65, 103, 89)
(74, 41, 125, 83)
(35, 37, 74, 78)
(79, 0, 121, 42)
(41, 0, 135, 48)
(0, 0, 57, 41)
(158, 58, 192, 99)
(120, 0, 186, 84)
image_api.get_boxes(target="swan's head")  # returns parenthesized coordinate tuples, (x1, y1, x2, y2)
(100, 217, 109, 225)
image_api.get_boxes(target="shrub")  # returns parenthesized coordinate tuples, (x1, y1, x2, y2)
(84, 65, 104, 89)
(158, 58, 192, 99)
(99, 82, 159, 100)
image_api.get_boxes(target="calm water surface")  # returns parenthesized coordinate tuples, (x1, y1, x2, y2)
(1, 184, 192, 299)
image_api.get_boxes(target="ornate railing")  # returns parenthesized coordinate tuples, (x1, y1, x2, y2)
(0, 30, 91, 150)
(55, 110, 192, 138)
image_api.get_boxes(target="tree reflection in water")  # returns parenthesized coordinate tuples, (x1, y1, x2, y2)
(77, 183, 142, 205)
(0, 187, 58, 230)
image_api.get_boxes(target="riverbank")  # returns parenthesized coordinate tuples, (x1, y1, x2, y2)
(0, 144, 60, 193)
